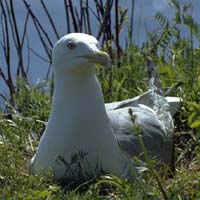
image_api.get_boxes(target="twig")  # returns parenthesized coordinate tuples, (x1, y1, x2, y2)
(115, 0, 120, 67)
(87, 1, 100, 22)
(9, 0, 27, 79)
(68, 0, 78, 32)
(21, 12, 29, 48)
(41, 0, 59, 39)
(0, 92, 8, 103)
(0, 67, 7, 85)
(29, 47, 50, 63)
(45, 63, 52, 80)
(64, 0, 71, 33)
(23, 0, 52, 60)
(26, 35, 30, 74)
(79, 1, 83, 32)
(0, 1, 15, 105)
(85, 0, 91, 34)
(23, 0, 53, 48)
(130, 0, 135, 44)
(96, 0, 113, 40)
(82, 7, 87, 33)
(75, 7, 81, 32)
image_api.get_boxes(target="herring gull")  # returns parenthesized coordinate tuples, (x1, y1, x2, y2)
(31, 33, 181, 180)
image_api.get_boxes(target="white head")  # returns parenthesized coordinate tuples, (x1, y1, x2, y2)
(52, 33, 111, 75)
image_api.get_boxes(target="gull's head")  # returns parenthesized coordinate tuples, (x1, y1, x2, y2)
(52, 33, 111, 74)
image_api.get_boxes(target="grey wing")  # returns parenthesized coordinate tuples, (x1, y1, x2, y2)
(105, 91, 153, 111)
(107, 105, 174, 164)
(105, 91, 181, 117)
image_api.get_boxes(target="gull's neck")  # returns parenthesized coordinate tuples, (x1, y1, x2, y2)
(48, 68, 110, 135)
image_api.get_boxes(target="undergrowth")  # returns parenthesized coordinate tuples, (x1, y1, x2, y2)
(0, 58, 200, 199)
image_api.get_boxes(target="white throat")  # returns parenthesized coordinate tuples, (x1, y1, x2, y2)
(51, 69, 109, 135)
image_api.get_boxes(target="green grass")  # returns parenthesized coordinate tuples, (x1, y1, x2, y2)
(0, 57, 200, 199)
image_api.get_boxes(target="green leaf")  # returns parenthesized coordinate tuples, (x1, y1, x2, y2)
(190, 120, 200, 128)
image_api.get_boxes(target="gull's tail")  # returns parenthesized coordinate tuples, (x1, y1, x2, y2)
(145, 56, 174, 135)
(145, 56, 178, 171)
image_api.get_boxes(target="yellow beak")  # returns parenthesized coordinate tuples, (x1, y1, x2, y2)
(83, 51, 111, 67)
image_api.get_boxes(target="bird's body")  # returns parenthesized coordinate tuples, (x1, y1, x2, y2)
(31, 33, 181, 180)
(32, 68, 129, 179)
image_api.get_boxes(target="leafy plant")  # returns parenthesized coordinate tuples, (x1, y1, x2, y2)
(188, 102, 200, 130)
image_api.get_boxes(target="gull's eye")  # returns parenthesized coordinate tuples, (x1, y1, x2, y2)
(67, 42, 76, 49)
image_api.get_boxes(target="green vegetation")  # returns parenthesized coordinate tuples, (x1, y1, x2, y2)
(1, 58, 200, 199)
(1, 0, 200, 199)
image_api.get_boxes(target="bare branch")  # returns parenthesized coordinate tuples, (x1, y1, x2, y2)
(22, 0, 52, 60)
(9, 0, 27, 79)
(64, 0, 71, 33)
(26, 35, 30, 74)
(0, 92, 8, 103)
(45, 63, 52, 80)
(115, 0, 120, 67)
(96, 0, 113, 40)
(0, 1, 15, 105)
(130, 0, 135, 44)
(21, 11, 29, 48)
(0, 67, 7, 84)
(29, 47, 50, 63)
(41, 0, 60, 39)
(85, 0, 91, 34)
(23, 0, 53, 48)
(68, 0, 78, 32)
(75, 7, 81, 32)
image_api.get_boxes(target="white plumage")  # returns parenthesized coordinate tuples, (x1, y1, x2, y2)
(31, 33, 181, 180)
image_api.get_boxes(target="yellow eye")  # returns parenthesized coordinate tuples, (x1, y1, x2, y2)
(67, 42, 76, 49)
